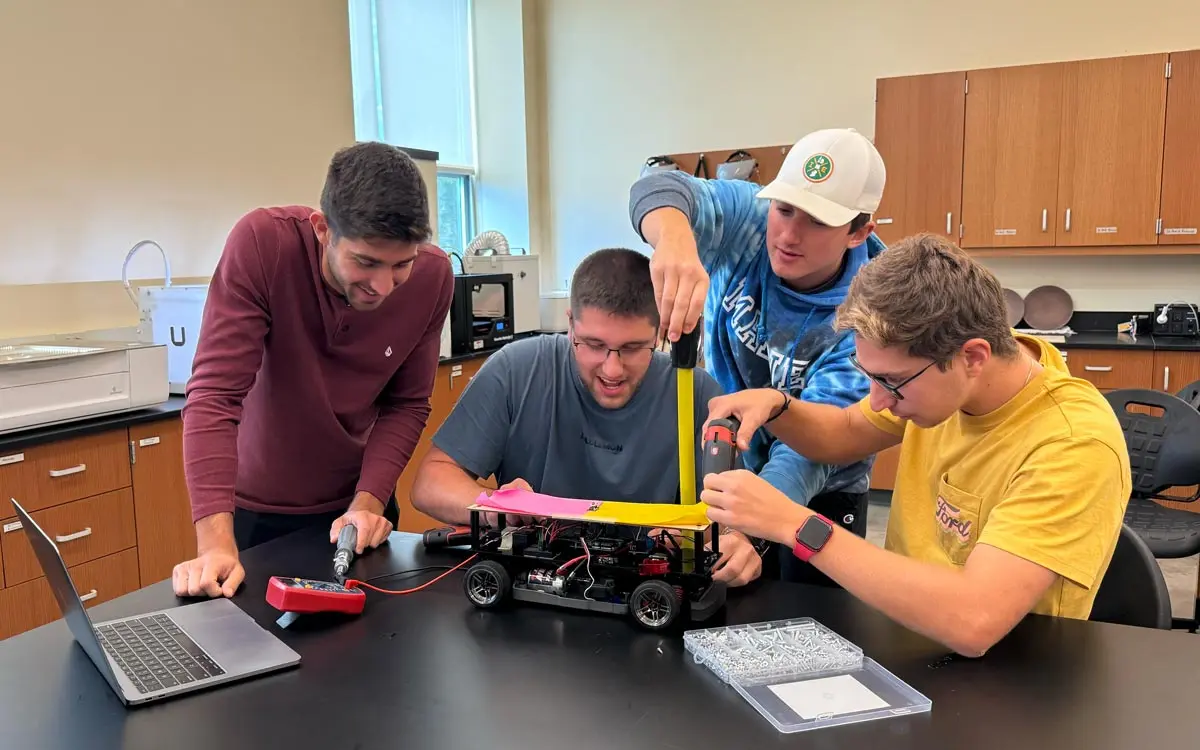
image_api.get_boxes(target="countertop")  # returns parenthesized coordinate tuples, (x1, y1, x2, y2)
(0, 396, 184, 454)
(4, 527, 1200, 750)
(1034, 331, 1200, 351)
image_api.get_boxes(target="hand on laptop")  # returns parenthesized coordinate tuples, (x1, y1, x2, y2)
(172, 548, 245, 598)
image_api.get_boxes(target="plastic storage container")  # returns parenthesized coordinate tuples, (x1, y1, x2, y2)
(683, 618, 931, 733)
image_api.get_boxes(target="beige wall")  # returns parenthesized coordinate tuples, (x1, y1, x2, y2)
(0, 0, 356, 338)
(532, 0, 1200, 311)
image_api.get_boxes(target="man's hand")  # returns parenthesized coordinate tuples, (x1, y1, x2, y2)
(701, 470, 807, 545)
(705, 390, 789, 452)
(710, 530, 762, 587)
(648, 215, 708, 342)
(173, 513, 245, 598)
(484, 477, 540, 528)
(172, 548, 245, 599)
(330, 492, 394, 553)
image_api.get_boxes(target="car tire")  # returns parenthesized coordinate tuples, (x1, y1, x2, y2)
(629, 579, 680, 631)
(464, 560, 512, 609)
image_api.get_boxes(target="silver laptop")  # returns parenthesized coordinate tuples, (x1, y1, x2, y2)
(11, 498, 300, 706)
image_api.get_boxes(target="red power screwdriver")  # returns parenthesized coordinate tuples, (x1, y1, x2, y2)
(702, 417, 741, 476)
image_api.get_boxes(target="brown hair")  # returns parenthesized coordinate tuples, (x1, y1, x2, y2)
(570, 248, 659, 328)
(835, 232, 1019, 366)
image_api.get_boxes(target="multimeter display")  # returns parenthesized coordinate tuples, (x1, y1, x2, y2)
(266, 576, 367, 616)
(277, 577, 355, 593)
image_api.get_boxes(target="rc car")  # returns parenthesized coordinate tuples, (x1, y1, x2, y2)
(460, 506, 726, 632)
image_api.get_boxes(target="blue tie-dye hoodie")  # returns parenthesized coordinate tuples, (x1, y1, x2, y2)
(630, 171, 886, 505)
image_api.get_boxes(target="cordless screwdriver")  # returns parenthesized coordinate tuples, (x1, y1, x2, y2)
(702, 417, 741, 477)
(333, 524, 358, 582)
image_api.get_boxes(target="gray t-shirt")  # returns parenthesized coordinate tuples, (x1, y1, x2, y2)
(433, 334, 725, 504)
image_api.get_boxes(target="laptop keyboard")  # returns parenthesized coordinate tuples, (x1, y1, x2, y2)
(95, 613, 226, 694)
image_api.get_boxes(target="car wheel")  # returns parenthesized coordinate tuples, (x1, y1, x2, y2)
(629, 579, 680, 631)
(464, 560, 511, 608)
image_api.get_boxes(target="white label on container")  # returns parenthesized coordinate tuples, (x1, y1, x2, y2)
(3, 521, 22, 533)
(138, 436, 161, 447)
(1164, 227, 1198, 235)
(768, 675, 890, 720)
(0, 453, 24, 466)
(1096, 226, 1118, 234)
(994, 229, 1017, 236)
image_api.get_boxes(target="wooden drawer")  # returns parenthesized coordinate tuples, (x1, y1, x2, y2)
(1, 488, 137, 587)
(1064, 349, 1154, 390)
(2, 430, 131, 514)
(0, 548, 141, 641)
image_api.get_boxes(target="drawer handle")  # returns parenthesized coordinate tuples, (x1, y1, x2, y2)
(79, 589, 98, 602)
(55, 527, 93, 543)
(1083, 366, 1112, 372)
(48, 463, 87, 478)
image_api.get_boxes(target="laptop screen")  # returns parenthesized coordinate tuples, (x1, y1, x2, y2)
(9, 498, 123, 692)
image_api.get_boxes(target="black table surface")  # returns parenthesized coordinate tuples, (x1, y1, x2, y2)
(2, 528, 1198, 750)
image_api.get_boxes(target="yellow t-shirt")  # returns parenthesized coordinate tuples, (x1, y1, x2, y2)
(859, 334, 1130, 619)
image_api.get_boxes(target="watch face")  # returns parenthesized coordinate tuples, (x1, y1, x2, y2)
(796, 517, 833, 550)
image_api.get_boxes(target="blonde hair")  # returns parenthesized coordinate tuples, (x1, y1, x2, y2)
(835, 233, 1019, 365)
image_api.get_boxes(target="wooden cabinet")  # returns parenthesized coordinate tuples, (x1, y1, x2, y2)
(1154, 351, 1200, 394)
(876, 49, 1197, 256)
(1056, 54, 1168, 247)
(0, 414, 193, 641)
(961, 63, 1064, 248)
(129, 419, 195, 587)
(1064, 348, 1155, 390)
(869, 444, 901, 491)
(1160, 49, 1200, 244)
(873, 72, 965, 246)
(393, 356, 491, 534)
(0, 549, 141, 641)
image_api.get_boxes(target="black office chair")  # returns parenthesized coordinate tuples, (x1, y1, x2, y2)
(1104, 388, 1200, 631)
(1176, 379, 1200, 410)
(1090, 524, 1173, 629)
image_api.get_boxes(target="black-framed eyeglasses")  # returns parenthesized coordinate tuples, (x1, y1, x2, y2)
(570, 333, 657, 363)
(849, 353, 937, 400)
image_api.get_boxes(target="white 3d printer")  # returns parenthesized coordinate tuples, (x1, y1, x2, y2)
(0, 240, 179, 434)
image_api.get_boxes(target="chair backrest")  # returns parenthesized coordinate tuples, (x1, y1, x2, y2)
(1090, 523, 1173, 629)
(1103, 388, 1200, 502)
(1176, 379, 1200, 410)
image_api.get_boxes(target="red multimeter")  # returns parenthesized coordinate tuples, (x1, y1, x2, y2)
(266, 576, 367, 616)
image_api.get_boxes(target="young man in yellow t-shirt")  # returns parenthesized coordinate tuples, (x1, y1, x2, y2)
(700, 232, 1130, 657)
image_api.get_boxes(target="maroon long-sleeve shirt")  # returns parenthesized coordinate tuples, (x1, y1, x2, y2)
(183, 205, 453, 522)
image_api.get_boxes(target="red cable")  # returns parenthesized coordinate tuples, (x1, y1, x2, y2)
(346, 553, 478, 595)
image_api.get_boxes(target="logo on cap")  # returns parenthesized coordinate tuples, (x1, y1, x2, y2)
(803, 153, 834, 183)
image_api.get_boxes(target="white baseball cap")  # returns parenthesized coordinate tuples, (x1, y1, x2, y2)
(757, 128, 886, 228)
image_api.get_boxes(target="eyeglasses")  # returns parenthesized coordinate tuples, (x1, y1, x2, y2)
(570, 334, 657, 364)
(849, 353, 937, 401)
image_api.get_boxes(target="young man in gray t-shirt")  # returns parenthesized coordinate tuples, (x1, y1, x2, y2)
(411, 247, 763, 587)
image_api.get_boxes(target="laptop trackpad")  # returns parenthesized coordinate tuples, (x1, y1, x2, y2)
(168, 599, 300, 673)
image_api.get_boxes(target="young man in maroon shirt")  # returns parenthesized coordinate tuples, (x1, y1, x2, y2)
(172, 142, 454, 599)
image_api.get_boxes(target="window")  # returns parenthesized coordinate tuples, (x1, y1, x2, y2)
(347, 0, 477, 253)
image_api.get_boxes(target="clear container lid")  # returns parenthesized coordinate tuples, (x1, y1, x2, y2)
(684, 617, 931, 734)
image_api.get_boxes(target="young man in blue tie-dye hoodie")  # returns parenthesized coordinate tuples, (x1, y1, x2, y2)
(628, 128, 887, 586)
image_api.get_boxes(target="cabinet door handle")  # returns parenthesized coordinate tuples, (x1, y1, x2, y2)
(55, 527, 92, 543)
(79, 589, 98, 602)
(1042, 209, 1048, 232)
(1164, 366, 1170, 391)
(946, 212, 952, 235)
(1065, 208, 1072, 232)
(48, 463, 86, 478)
(1084, 366, 1112, 372)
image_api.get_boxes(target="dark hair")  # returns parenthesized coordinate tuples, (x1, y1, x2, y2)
(570, 248, 659, 327)
(849, 212, 871, 234)
(319, 142, 431, 243)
